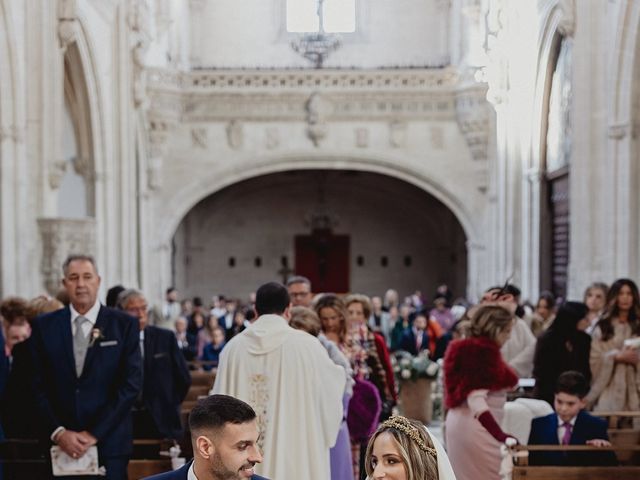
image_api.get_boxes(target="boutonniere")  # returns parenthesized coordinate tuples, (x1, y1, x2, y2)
(88, 328, 105, 347)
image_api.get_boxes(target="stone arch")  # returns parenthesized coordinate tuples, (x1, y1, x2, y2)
(152, 154, 484, 299)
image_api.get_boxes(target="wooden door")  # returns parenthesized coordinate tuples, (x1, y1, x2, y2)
(295, 230, 350, 293)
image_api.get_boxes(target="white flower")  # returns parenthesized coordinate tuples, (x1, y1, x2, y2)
(400, 358, 411, 367)
(426, 362, 439, 377)
(401, 369, 411, 379)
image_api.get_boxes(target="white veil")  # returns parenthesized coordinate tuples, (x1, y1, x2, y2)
(424, 425, 457, 480)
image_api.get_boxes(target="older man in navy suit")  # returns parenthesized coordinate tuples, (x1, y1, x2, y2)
(144, 395, 268, 480)
(30, 254, 142, 479)
(118, 288, 191, 441)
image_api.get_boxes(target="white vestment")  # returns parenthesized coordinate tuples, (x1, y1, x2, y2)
(212, 314, 346, 480)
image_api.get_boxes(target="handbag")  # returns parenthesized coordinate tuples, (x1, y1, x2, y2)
(347, 377, 382, 443)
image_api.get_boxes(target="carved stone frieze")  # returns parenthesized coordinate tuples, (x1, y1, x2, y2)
(147, 67, 459, 92)
(38, 217, 96, 295)
(455, 82, 491, 161)
(175, 93, 457, 123)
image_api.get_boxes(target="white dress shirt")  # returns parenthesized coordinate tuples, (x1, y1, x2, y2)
(187, 462, 198, 480)
(557, 415, 577, 444)
(70, 299, 101, 336)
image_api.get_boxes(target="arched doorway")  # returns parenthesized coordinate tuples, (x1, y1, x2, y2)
(172, 170, 467, 301)
(539, 32, 572, 300)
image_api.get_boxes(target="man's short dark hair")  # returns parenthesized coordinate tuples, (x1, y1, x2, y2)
(166, 287, 176, 295)
(286, 275, 311, 288)
(555, 371, 589, 399)
(189, 394, 256, 435)
(255, 282, 290, 316)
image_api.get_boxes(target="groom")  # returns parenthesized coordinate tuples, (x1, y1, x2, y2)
(144, 395, 268, 480)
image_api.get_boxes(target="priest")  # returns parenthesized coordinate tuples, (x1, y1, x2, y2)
(212, 282, 346, 480)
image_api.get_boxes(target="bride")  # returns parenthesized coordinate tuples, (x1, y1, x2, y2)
(364, 415, 456, 479)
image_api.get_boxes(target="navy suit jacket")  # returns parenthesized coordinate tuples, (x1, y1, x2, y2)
(30, 305, 142, 457)
(143, 460, 269, 479)
(143, 325, 191, 439)
(399, 329, 429, 356)
(528, 410, 617, 466)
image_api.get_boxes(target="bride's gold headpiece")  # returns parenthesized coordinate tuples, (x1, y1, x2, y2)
(381, 415, 438, 459)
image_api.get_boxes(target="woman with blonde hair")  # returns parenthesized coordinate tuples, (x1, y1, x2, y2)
(444, 305, 518, 480)
(365, 415, 456, 480)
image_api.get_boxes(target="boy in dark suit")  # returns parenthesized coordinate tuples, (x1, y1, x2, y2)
(528, 371, 617, 466)
(144, 395, 268, 480)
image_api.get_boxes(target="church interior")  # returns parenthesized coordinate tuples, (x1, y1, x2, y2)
(1, 0, 640, 479)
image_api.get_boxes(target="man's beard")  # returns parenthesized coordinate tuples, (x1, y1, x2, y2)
(210, 452, 255, 479)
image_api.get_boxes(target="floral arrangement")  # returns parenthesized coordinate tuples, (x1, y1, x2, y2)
(393, 350, 440, 382)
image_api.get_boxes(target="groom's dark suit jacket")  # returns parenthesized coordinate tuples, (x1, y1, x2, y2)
(143, 460, 269, 479)
(30, 305, 142, 457)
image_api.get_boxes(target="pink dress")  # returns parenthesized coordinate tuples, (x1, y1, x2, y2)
(445, 389, 506, 480)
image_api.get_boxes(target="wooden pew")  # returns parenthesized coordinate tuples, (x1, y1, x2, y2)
(510, 444, 640, 480)
(0, 438, 179, 480)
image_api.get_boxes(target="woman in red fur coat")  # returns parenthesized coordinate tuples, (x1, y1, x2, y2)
(444, 305, 519, 480)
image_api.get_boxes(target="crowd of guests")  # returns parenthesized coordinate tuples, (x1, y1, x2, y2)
(1, 253, 639, 480)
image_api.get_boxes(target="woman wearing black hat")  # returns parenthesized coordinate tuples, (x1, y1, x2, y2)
(532, 301, 591, 405)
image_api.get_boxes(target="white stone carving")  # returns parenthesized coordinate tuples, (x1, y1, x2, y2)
(455, 83, 491, 161)
(128, 0, 153, 108)
(306, 93, 331, 147)
(355, 128, 369, 148)
(226, 120, 244, 149)
(49, 160, 69, 190)
(38, 218, 96, 295)
(146, 115, 173, 189)
(389, 121, 407, 148)
(191, 127, 208, 149)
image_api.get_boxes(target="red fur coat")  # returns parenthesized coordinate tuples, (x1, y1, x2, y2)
(444, 336, 518, 409)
